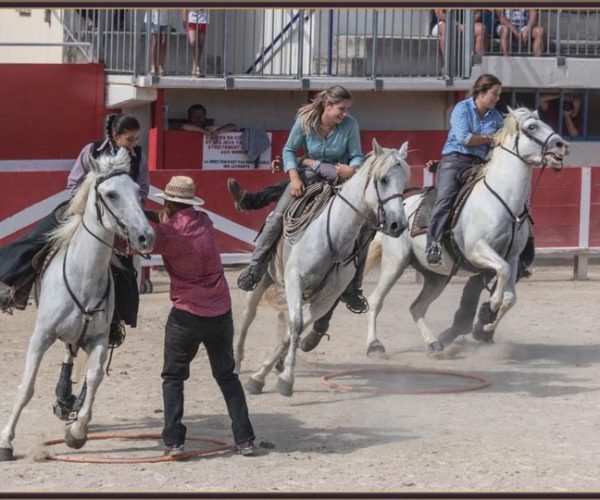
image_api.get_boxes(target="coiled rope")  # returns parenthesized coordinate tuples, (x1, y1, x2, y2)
(283, 182, 335, 244)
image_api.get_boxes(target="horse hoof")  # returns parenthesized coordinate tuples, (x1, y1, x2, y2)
(472, 326, 495, 344)
(366, 340, 387, 358)
(0, 447, 15, 461)
(427, 341, 444, 353)
(244, 378, 265, 395)
(276, 377, 294, 397)
(65, 427, 87, 450)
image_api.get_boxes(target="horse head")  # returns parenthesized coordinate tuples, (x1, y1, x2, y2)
(364, 138, 410, 238)
(499, 107, 569, 171)
(89, 147, 155, 254)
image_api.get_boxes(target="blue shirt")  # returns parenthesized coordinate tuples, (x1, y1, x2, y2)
(282, 115, 363, 172)
(441, 96, 504, 160)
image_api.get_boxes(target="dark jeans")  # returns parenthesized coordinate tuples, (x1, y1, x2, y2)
(162, 307, 255, 447)
(244, 179, 289, 210)
(427, 153, 481, 246)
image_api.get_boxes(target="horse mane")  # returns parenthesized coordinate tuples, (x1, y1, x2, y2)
(48, 149, 131, 249)
(362, 146, 411, 182)
(485, 108, 530, 171)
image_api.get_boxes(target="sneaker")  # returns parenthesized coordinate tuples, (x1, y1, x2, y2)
(237, 267, 258, 291)
(227, 178, 248, 212)
(426, 242, 443, 266)
(234, 440, 257, 456)
(339, 289, 369, 314)
(164, 444, 185, 457)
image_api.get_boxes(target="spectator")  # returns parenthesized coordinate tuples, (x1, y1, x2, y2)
(539, 92, 582, 137)
(496, 9, 545, 57)
(432, 9, 486, 60)
(181, 104, 240, 138)
(147, 175, 256, 457)
(183, 9, 209, 77)
(145, 9, 170, 75)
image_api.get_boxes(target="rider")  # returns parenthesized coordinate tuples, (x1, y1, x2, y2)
(233, 85, 371, 314)
(425, 73, 504, 266)
(0, 113, 149, 346)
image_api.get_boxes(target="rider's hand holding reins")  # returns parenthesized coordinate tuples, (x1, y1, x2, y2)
(335, 163, 355, 179)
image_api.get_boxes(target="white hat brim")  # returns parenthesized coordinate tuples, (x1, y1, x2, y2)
(156, 192, 205, 206)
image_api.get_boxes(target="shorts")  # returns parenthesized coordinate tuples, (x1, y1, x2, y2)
(497, 24, 528, 36)
(151, 24, 169, 35)
(187, 23, 207, 34)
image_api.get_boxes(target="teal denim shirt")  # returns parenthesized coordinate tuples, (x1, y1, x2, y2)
(282, 115, 363, 172)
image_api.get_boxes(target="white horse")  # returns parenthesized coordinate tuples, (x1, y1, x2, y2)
(0, 148, 154, 461)
(235, 139, 411, 396)
(365, 108, 569, 356)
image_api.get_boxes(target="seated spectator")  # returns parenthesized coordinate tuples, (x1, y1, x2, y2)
(432, 9, 486, 60)
(145, 9, 170, 75)
(181, 104, 240, 139)
(496, 9, 545, 57)
(538, 92, 582, 137)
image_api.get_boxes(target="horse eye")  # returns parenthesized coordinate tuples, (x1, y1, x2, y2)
(527, 124, 536, 131)
(379, 176, 388, 185)
(106, 192, 118, 200)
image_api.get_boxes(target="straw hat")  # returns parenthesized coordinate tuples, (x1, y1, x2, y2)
(157, 176, 204, 206)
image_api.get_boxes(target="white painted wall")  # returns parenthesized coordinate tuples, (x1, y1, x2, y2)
(0, 9, 63, 63)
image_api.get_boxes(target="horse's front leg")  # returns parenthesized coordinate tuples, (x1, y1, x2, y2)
(366, 249, 411, 357)
(485, 257, 518, 331)
(0, 328, 55, 461)
(53, 347, 77, 421)
(467, 240, 511, 314)
(277, 277, 311, 397)
(245, 334, 289, 395)
(234, 276, 273, 374)
(65, 337, 107, 449)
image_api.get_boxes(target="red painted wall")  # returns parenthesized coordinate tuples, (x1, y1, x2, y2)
(0, 64, 105, 160)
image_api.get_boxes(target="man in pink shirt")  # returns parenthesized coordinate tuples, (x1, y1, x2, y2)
(148, 175, 256, 457)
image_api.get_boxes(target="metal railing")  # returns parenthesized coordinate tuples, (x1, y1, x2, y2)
(52, 8, 600, 80)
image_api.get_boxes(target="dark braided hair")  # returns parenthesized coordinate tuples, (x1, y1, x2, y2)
(105, 114, 141, 141)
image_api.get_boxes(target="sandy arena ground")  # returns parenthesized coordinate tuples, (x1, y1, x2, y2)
(1, 263, 600, 493)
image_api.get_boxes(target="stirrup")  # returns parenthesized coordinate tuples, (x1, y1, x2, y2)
(426, 242, 443, 266)
(237, 267, 258, 291)
(108, 319, 126, 348)
(340, 290, 369, 314)
(0, 282, 16, 315)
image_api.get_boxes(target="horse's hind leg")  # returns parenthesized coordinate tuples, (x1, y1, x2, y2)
(234, 276, 272, 374)
(246, 335, 290, 395)
(0, 330, 55, 460)
(438, 272, 493, 344)
(65, 339, 106, 449)
(366, 249, 411, 357)
(409, 271, 448, 354)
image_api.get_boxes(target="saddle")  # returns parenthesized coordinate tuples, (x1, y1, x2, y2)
(410, 166, 488, 272)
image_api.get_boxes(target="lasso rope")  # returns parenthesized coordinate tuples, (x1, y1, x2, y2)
(283, 182, 335, 244)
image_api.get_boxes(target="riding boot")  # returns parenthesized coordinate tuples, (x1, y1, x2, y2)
(339, 226, 372, 314)
(237, 212, 284, 291)
(108, 312, 126, 348)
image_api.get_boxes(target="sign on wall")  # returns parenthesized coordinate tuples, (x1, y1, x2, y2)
(202, 132, 272, 170)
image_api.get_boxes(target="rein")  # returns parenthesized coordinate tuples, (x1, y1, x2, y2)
(93, 170, 131, 254)
(325, 167, 404, 266)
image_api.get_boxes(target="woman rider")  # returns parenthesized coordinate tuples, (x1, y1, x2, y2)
(234, 85, 371, 314)
(426, 73, 504, 266)
(0, 113, 149, 345)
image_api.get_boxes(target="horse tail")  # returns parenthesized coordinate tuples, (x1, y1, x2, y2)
(365, 233, 383, 277)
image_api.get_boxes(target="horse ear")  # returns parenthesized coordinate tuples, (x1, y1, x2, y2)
(532, 109, 540, 119)
(398, 141, 409, 159)
(372, 138, 383, 156)
(506, 105, 515, 117)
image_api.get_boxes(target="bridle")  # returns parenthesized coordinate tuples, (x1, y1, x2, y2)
(499, 118, 562, 168)
(326, 160, 406, 265)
